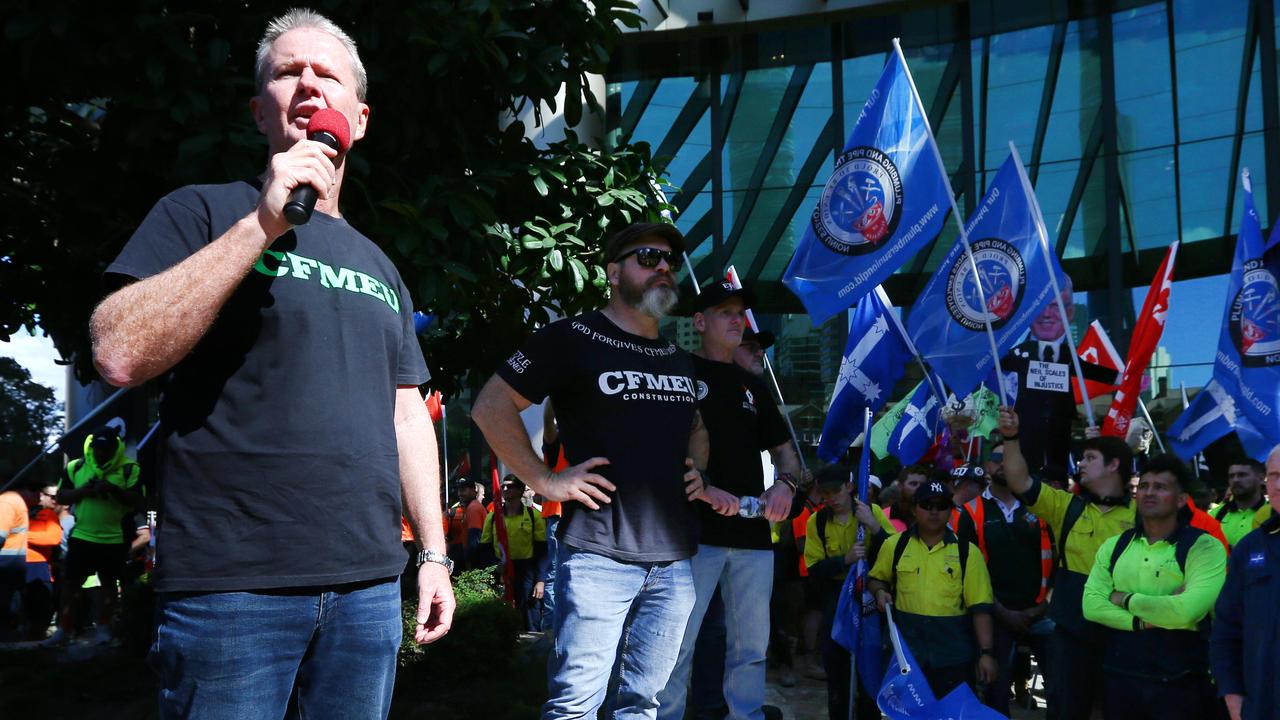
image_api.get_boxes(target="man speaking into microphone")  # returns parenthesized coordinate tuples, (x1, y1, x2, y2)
(90, 9, 453, 718)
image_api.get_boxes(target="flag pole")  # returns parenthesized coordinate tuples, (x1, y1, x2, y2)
(441, 399, 450, 507)
(895, 38, 1008, 405)
(1137, 396, 1168, 453)
(1009, 141, 1097, 427)
(1181, 382, 1201, 478)
(848, 407, 872, 720)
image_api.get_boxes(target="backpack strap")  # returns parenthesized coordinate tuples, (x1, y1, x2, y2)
(1057, 494, 1088, 570)
(1211, 504, 1229, 522)
(1173, 525, 1206, 575)
(816, 507, 832, 559)
(1107, 528, 1139, 574)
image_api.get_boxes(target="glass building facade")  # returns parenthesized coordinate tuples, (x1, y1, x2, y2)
(607, 0, 1280, 449)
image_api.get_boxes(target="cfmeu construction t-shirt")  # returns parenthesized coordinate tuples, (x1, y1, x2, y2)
(497, 311, 699, 562)
(692, 354, 790, 549)
(106, 181, 428, 592)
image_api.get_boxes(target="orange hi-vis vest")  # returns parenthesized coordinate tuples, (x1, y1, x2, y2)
(960, 497, 1054, 605)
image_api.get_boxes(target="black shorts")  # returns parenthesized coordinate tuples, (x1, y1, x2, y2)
(64, 537, 128, 589)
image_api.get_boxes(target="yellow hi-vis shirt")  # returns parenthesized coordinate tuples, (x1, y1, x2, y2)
(803, 504, 897, 580)
(869, 529, 994, 669)
(869, 530, 994, 617)
(1024, 480, 1135, 575)
(1254, 503, 1273, 530)
(480, 507, 546, 560)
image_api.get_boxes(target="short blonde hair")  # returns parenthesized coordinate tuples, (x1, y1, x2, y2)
(255, 8, 367, 101)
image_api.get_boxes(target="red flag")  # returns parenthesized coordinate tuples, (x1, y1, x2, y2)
(1101, 242, 1178, 437)
(1072, 320, 1123, 403)
(424, 391, 444, 423)
(489, 450, 515, 603)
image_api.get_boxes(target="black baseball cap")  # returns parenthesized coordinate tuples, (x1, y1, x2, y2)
(694, 280, 755, 313)
(949, 464, 988, 486)
(742, 327, 775, 350)
(814, 464, 853, 490)
(915, 477, 951, 503)
(602, 222, 686, 264)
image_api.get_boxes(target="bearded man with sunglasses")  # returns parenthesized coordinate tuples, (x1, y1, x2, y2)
(473, 222, 715, 720)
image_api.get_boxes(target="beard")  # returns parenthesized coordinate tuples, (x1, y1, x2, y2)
(619, 274, 678, 319)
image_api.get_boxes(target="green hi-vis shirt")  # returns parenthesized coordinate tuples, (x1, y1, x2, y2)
(1082, 531, 1226, 631)
(481, 508, 546, 561)
(1024, 480, 1135, 575)
(869, 531, 994, 617)
(1213, 499, 1267, 547)
(803, 504, 897, 581)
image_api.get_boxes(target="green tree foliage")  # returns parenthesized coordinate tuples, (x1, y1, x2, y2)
(0, 357, 63, 483)
(2, 0, 669, 395)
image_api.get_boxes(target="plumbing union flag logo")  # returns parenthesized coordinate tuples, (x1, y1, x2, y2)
(944, 237, 1027, 332)
(1229, 259, 1280, 364)
(782, 47, 950, 325)
(815, 147, 904, 255)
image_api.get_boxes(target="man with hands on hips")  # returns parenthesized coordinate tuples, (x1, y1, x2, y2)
(91, 10, 451, 718)
(472, 222, 715, 720)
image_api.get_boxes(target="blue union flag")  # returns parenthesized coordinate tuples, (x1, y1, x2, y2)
(783, 47, 951, 325)
(1213, 169, 1280, 449)
(907, 153, 1067, 397)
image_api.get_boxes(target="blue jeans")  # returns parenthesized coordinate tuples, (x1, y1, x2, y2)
(657, 545, 773, 720)
(544, 543, 695, 720)
(149, 578, 401, 720)
(540, 515, 560, 632)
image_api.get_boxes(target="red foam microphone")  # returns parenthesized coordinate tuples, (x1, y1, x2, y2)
(283, 108, 352, 225)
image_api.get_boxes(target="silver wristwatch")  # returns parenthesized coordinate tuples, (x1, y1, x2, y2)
(416, 549, 455, 574)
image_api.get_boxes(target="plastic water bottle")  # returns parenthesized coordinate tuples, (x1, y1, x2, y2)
(738, 496, 763, 518)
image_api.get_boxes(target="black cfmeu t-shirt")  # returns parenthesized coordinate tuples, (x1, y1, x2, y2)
(106, 181, 429, 593)
(692, 355, 790, 550)
(496, 311, 699, 562)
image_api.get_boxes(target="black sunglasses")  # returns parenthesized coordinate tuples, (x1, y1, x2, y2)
(614, 247, 684, 272)
(918, 500, 952, 512)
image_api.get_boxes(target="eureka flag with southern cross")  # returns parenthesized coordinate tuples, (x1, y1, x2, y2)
(782, 48, 950, 325)
(907, 153, 1068, 397)
(1168, 379, 1272, 462)
(818, 288, 915, 462)
(884, 373, 946, 466)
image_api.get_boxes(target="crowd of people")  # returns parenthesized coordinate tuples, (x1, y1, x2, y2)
(4, 7, 1279, 720)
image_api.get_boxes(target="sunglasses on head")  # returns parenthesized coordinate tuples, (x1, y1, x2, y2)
(614, 247, 684, 272)
(918, 500, 952, 512)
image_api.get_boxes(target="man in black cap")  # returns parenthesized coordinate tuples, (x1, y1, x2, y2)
(869, 477, 997, 698)
(473, 222, 715, 719)
(734, 327, 774, 378)
(950, 464, 987, 510)
(658, 280, 800, 720)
